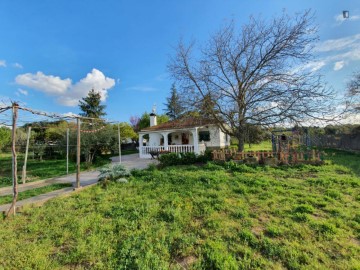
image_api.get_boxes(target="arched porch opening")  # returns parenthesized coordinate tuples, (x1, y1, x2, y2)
(138, 128, 205, 158)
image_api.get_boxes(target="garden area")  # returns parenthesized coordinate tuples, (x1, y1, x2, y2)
(0, 148, 359, 269)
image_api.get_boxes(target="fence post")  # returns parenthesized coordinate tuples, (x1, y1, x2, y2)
(66, 128, 69, 175)
(22, 126, 31, 183)
(76, 118, 81, 188)
(118, 122, 121, 164)
(7, 103, 19, 217)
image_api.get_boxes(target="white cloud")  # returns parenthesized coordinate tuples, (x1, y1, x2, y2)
(15, 69, 115, 107)
(334, 13, 360, 24)
(340, 112, 360, 125)
(304, 33, 360, 71)
(61, 112, 80, 118)
(57, 69, 115, 106)
(0, 60, 6, 67)
(16, 88, 28, 96)
(304, 61, 326, 72)
(12, 62, 23, 69)
(16, 71, 71, 95)
(314, 34, 360, 53)
(333, 60, 345, 71)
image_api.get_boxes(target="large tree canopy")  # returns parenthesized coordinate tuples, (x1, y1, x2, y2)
(169, 10, 335, 150)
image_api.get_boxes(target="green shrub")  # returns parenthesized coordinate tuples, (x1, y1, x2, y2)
(130, 168, 147, 177)
(147, 163, 158, 171)
(158, 151, 212, 166)
(98, 164, 130, 181)
(158, 152, 181, 166)
(197, 149, 213, 163)
(179, 152, 197, 164)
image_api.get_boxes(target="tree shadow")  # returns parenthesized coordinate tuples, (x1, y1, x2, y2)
(324, 149, 360, 177)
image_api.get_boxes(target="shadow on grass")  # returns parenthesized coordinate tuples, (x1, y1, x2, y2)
(323, 148, 360, 177)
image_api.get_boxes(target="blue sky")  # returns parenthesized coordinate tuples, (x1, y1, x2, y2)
(0, 0, 359, 123)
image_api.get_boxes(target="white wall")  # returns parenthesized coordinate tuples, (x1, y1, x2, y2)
(198, 126, 230, 148)
(148, 133, 163, 146)
(219, 129, 231, 147)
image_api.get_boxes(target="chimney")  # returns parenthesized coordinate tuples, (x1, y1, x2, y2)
(149, 105, 157, 126)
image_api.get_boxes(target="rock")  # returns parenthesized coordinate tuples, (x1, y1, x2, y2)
(264, 157, 278, 166)
(244, 157, 258, 165)
(116, 178, 128, 183)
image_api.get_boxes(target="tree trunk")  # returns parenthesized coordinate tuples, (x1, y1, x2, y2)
(236, 130, 245, 152)
(90, 149, 97, 164)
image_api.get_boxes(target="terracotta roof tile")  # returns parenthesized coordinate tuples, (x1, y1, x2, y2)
(141, 117, 217, 132)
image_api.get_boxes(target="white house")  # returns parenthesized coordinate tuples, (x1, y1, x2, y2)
(138, 112, 230, 158)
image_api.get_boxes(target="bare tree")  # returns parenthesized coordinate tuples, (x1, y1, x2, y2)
(346, 71, 360, 112)
(129, 115, 141, 132)
(168, 10, 336, 150)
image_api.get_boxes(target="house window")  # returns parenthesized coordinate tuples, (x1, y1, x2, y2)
(199, 131, 210, 141)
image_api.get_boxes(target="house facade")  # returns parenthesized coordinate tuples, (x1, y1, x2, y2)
(138, 112, 230, 158)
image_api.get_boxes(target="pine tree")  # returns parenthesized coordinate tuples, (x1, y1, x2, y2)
(199, 93, 216, 119)
(79, 89, 106, 118)
(164, 84, 184, 120)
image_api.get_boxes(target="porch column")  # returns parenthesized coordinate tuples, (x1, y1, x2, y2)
(139, 133, 144, 158)
(162, 132, 169, 151)
(192, 128, 199, 154)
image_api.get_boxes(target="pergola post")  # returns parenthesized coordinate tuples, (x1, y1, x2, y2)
(22, 126, 31, 183)
(76, 118, 81, 188)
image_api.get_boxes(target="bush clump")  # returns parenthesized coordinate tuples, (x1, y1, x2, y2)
(158, 151, 212, 167)
(98, 164, 130, 182)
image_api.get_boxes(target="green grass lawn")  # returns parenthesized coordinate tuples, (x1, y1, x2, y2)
(0, 150, 359, 269)
(0, 183, 73, 205)
(0, 150, 138, 187)
(244, 140, 272, 151)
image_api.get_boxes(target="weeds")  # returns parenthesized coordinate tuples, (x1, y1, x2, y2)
(0, 150, 359, 269)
